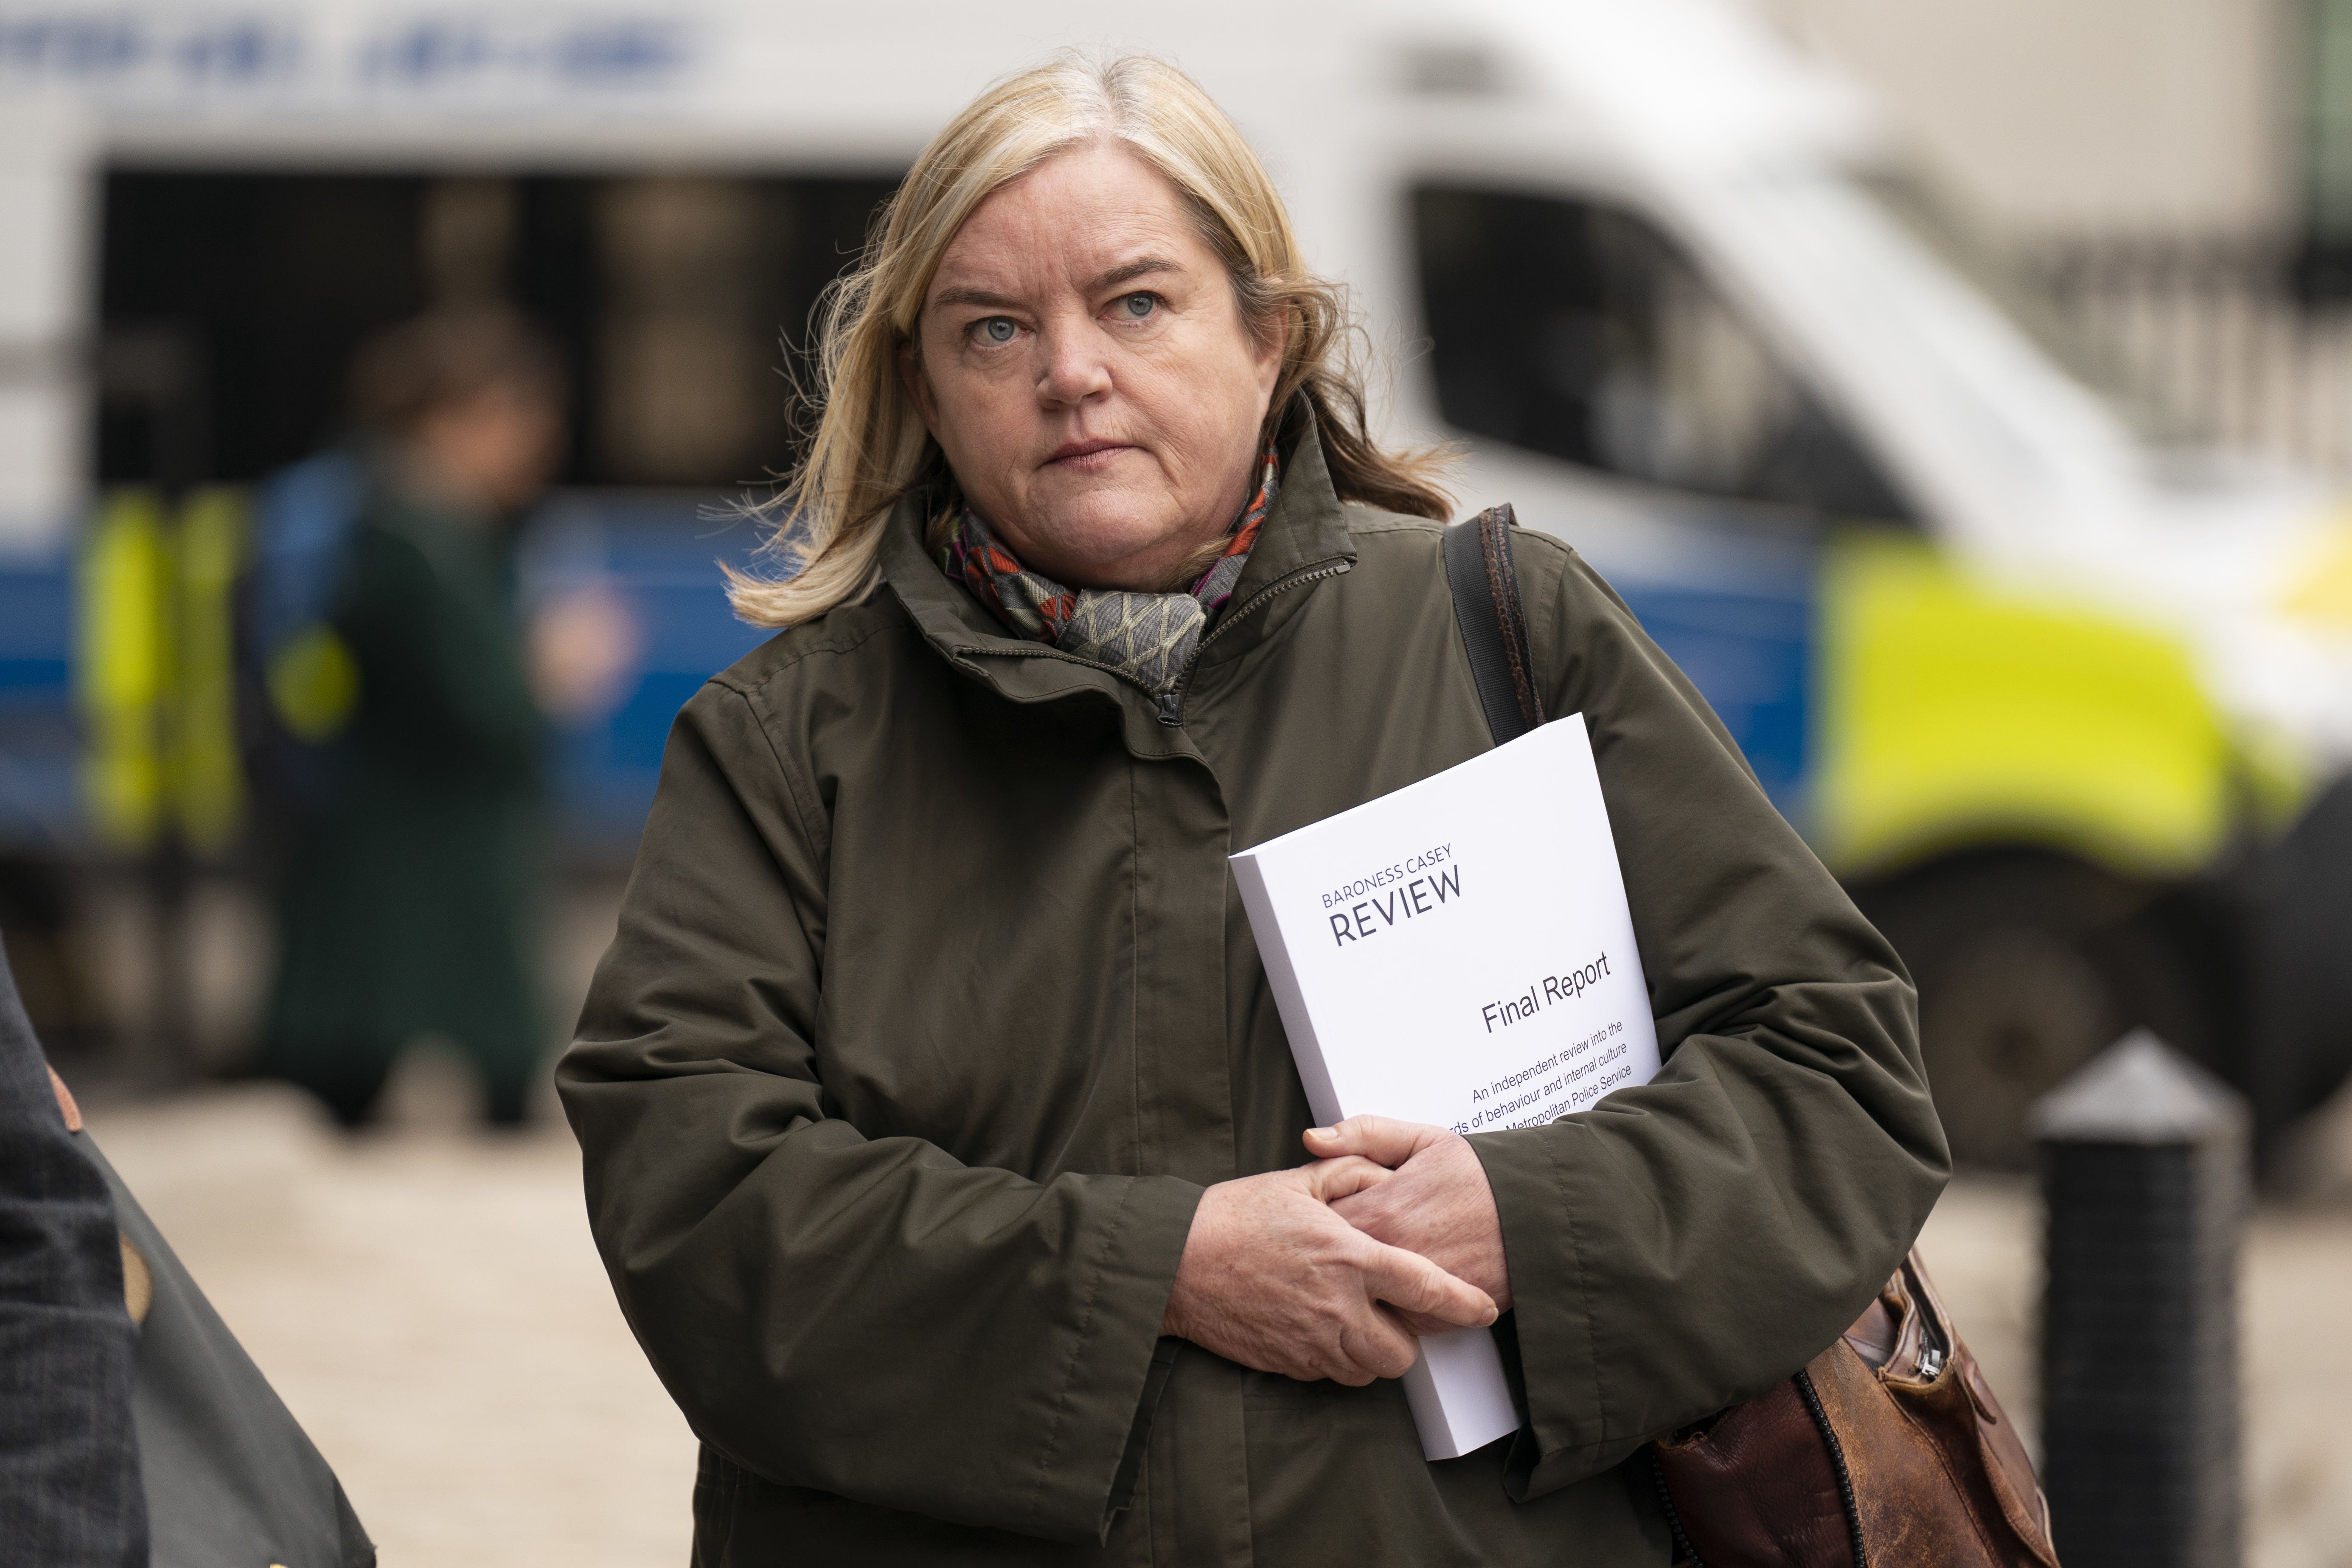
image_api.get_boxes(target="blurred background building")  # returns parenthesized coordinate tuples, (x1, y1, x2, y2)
(1768, 0, 2352, 471)
(1767, 0, 2286, 237)
(3, 1, 2351, 1560)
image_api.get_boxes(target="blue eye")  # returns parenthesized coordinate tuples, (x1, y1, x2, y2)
(1118, 292, 1157, 319)
(977, 317, 1016, 344)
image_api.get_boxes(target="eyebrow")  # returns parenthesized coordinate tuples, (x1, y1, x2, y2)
(1088, 255, 1182, 293)
(929, 284, 1022, 311)
(928, 255, 1185, 313)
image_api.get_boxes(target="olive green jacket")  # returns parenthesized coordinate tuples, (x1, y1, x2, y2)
(559, 420, 1948, 1567)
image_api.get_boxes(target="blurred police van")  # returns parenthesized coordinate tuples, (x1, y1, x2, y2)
(2, 0, 2346, 1158)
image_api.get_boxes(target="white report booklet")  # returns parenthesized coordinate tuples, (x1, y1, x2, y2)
(1229, 714, 1662, 1461)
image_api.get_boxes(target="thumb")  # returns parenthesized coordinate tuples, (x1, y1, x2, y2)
(1360, 1240, 1498, 1329)
(1305, 1114, 1443, 1169)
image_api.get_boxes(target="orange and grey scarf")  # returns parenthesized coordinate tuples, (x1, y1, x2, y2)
(937, 440, 1280, 694)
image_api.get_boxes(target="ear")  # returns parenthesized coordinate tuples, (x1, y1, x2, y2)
(1250, 293, 1290, 410)
(898, 338, 942, 439)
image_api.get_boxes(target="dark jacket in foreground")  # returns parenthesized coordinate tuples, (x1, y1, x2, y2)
(0, 954, 144, 1568)
(560, 420, 1951, 1566)
(81, 1134, 377, 1568)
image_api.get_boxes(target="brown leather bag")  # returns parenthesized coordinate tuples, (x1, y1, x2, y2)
(1649, 1250, 2059, 1568)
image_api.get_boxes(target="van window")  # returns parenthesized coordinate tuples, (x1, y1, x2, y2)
(1412, 185, 1915, 525)
(97, 170, 900, 488)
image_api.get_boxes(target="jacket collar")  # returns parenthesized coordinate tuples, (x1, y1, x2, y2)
(880, 400, 1358, 709)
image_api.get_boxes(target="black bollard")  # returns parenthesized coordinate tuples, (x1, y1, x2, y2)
(2032, 1029, 2245, 1568)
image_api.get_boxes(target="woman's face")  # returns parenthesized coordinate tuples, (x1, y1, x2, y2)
(904, 143, 1285, 592)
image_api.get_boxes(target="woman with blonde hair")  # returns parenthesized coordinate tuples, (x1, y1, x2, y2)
(561, 53, 1944, 1566)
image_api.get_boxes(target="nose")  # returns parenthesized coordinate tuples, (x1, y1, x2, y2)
(1036, 317, 1113, 408)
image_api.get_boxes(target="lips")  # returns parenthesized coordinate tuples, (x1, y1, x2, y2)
(1044, 438, 1135, 468)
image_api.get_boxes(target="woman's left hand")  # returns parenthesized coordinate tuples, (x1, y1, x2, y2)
(1309, 1117, 1513, 1332)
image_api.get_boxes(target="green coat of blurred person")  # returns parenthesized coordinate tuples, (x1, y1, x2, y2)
(260, 309, 579, 1129)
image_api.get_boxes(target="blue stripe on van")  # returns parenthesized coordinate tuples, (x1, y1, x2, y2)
(1610, 574, 1813, 823)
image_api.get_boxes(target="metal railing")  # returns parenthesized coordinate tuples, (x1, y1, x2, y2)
(2034, 236, 2352, 475)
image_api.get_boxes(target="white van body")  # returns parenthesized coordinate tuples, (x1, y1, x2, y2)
(3, 0, 2346, 763)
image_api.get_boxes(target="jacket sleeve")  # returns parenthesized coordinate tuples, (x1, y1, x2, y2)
(557, 678, 1201, 1543)
(1466, 533, 1950, 1501)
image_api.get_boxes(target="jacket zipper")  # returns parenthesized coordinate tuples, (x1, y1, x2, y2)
(957, 557, 1353, 726)
(1155, 559, 1351, 726)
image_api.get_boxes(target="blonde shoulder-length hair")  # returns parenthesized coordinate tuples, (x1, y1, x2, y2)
(726, 52, 1454, 628)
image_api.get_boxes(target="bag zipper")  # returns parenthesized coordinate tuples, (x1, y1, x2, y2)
(1902, 1258, 1950, 1381)
(1650, 1450, 1708, 1568)
(1794, 1368, 1869, 1568)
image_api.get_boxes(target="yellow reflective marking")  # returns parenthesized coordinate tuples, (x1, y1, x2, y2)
(76, 492, 169, 850)
(175, 488, 248, 855)
(267, 625, 361, 743)
(2281, 510, 2352, 630)
(1817, 533, 2232, 877)
(76, 487, 260, 855)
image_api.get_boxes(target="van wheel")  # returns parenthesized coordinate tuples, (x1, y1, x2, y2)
(1846, 850, 2212, 1170)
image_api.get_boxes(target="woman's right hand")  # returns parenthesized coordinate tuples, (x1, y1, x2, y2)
(1161, 1157, 1499, 1384)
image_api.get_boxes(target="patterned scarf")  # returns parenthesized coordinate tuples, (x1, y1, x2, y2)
(936, 439, 1281, 693)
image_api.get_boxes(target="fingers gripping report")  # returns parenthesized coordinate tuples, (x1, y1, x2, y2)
(1162, 1159, 1497, 1386)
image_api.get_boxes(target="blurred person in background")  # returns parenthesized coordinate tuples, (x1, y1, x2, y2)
(257, 308, 634, 1130)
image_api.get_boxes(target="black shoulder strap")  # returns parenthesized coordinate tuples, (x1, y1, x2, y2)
(1443, 503, 1545, 746)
